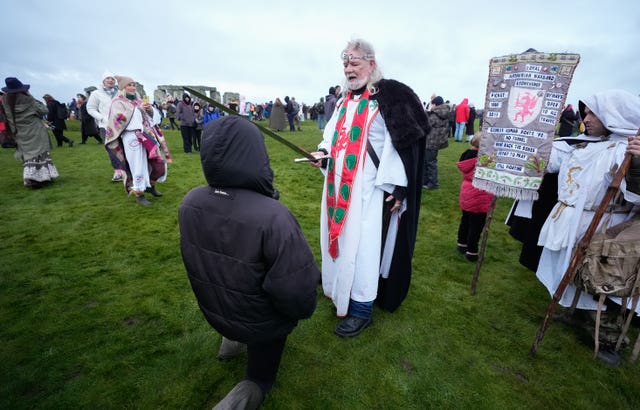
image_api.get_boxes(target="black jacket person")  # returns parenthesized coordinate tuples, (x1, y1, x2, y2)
(179, 116, 320, 406)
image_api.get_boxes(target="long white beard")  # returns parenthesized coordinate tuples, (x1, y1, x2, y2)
(347, 78, 367, 90)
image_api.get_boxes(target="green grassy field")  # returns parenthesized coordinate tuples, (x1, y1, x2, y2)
(1, 118, 638, 409)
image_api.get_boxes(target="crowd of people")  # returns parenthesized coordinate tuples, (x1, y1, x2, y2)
(2, 36, 640, 409)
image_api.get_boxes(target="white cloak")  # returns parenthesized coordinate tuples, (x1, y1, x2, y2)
(536, 136, 640, 311)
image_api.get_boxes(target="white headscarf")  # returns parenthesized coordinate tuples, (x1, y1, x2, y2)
(579, 89, 640, 136)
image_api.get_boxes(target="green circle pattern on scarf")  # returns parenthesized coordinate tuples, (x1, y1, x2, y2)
(350, 125, 361, 142)
(332, 129, 338, 146)
(327, 182, 334, 197)
(328, 206, 334, 219)
(357, 98, 368, 114)
(334, 207, 345, 223)
(338, 106, 346, 121)
(340, 183, 350, 201)
(345, 153, 357, 171)
(327, 157, 334, 171)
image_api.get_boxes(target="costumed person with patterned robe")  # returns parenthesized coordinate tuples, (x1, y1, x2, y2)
(1, 77, 59, 188)
(310, 39, 429, 337)
(534, 90, 640, 364)
(105, 76, 172, 206)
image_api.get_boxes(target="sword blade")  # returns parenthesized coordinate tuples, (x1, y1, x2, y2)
(183, 87, 316, 160)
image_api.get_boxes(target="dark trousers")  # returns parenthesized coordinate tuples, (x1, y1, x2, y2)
(422, 148, 439, 188)
(169, 117, 178, 130)
(52, 128, 71, 146)
(81, 132, 102, 144)
(246, 335, 288, 394)
(286, 113, 295, 131)
(180, 125, 195, 153)
(193, 128, 201, 151)
(457, 210, 487, 254)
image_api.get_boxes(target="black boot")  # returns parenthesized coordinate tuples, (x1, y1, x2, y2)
(136, 195, 153, 206)
(145, 185, 163, 197)
(596, 345, 621, 367)
(334, 315, 372, 337)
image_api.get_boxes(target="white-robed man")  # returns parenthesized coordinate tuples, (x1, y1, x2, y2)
(310, 38, 429, 337)
(534, 89, 640, 365)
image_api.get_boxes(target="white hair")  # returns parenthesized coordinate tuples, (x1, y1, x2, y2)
(341, 38, 383, 96)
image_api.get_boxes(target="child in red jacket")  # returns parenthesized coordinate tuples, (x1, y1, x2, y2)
(456, 132, 495, 262)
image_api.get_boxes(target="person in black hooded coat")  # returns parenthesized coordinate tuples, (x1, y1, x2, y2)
(179, 116, 320, 408)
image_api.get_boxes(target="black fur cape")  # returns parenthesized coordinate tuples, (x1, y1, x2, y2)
(372, 79, 429, 312)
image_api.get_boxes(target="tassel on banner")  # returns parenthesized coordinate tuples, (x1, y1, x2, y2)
(472, 179, 540, 201)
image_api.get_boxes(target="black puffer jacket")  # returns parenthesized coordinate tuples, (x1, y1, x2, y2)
(179, 116, 320, 343)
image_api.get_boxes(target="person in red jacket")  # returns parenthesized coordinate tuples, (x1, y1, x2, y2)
(454, 98, 470, 142)
(456, 132, 494, 261)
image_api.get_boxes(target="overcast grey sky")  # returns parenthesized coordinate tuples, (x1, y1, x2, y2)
(2, 0, 639, 108)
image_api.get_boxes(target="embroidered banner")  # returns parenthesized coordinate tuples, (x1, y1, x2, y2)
(473, 51, 580, 200)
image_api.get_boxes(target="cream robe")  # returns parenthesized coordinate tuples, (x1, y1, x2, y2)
(318, 96, 407, 317)
(121, 108, 150, 193)
(536, 136, 640, 311)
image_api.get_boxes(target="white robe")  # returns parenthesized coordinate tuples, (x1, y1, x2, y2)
(122, 108, 151, 193)
(318, 96, 407, 317)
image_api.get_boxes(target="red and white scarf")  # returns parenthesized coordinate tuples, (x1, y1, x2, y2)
(326, 90, 373, 258)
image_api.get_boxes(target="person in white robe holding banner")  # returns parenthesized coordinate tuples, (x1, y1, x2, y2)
(310, 38, 428, 338)
(535, 89, 640, 365)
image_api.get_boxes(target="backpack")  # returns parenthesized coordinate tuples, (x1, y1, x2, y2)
(56, 102, 68, 120)
(317, 102, 325, 115)
(576, 215, 640, 297)
(574, 214, 640, 357)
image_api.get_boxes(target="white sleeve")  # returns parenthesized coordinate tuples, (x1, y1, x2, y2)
(86, 92, 103, 124)
(547, 140, 572, 173)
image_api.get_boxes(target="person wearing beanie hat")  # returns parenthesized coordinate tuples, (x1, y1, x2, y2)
(104, 76, 172, 206)
(42, 94, 74, 147)
(176, 92, 196, 153)
(192, 102, 203, 152)
(115, 75, 135, 92)
(102, 71, 115, 83)
(324, 86, 337, 121)
(423, 95, 450, 190)
(87, 70, 125, 181)
(1, 76, 60, 187)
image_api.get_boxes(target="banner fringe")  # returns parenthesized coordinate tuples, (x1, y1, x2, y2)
(473, 179, 539, 201)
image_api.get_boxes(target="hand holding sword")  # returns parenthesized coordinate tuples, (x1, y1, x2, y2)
(296, 151, 330, 167)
